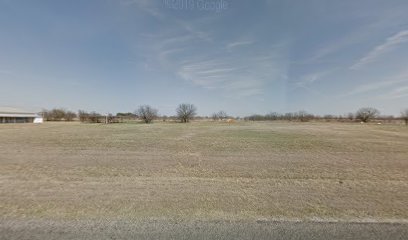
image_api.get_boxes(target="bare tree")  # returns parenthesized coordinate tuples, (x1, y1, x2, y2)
(42, 108, 77, 121)
(355, 107, 380, 123)
(401, 109, 408, 125)
(78, 110, 89, 122)
(347, 112, 354, 121)
(265, 112, 279, 120)
(50, 108, 66, 121)
(89, 112, 102, 123)
(297, 110, 311, 122)
(116, 112, 136, 118)
(42, 109, 59, 121)
(78, 110, 102, 123)
(65, 111, 77, 121)
(212, 111, 227, 120)
(136, 105, 158, 124)
(176, 103, 197, 123)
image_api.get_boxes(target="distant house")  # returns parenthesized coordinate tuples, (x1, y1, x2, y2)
(0, 107, 43, 123)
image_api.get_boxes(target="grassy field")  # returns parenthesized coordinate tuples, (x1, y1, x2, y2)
(0, 121, 407, 222)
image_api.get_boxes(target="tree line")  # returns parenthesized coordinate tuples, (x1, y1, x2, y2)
(41, 106, 408, 125)
(41, 103, 198, 124)
(245, 107, 384, 123)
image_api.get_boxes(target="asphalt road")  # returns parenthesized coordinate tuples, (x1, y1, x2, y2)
(1, 219, 407, 240)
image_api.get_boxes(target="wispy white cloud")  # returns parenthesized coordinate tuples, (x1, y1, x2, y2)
(300, 24, 373, 64)
(161, 35, 195, 46)
(294, 69, 334, 88)
(343, 70, 408, 96)
(381, 85, 408, 99)
(136, 16, 215, 72)
(226, 40, 254, 50)
(181, 22, 213, 42)
(301, 7, 408, 65)
(134, 8, 288, 98)
(176, 52, 286, 97)
(120, 0, 163, 18)
(158, 47, 187, 64)
(308, 34, 364, 63)
(351, 30, 408, 70)
(347, 79, 406, 95)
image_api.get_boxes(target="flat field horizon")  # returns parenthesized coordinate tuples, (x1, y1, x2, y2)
(1, 121, 407, 223)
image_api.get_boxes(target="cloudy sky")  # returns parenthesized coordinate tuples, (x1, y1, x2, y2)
(1, 0, 408, 116)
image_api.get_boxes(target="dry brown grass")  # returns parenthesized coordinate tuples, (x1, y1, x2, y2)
(0, 121, 407, 221)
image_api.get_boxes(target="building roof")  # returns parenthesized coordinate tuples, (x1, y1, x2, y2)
(0, 107, 41, 118)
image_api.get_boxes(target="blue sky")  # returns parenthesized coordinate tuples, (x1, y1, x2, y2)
(1, 0, 408, 116)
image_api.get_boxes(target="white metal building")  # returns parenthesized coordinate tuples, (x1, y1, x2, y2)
(0, 107, 43, 123)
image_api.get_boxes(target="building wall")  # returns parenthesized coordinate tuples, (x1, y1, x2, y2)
(0, 117, 35, 123)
